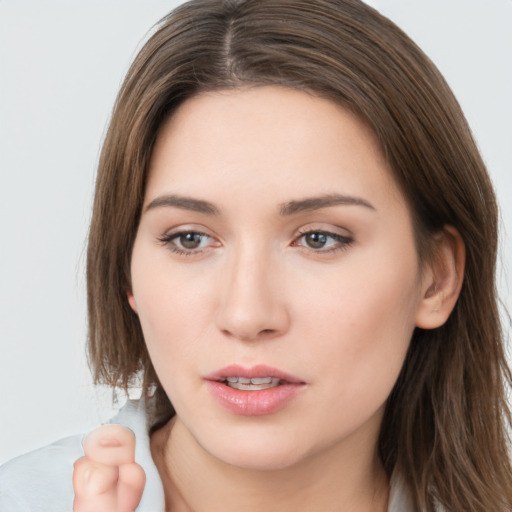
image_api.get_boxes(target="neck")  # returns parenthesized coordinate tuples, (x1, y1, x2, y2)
(151, 417, 389, 512)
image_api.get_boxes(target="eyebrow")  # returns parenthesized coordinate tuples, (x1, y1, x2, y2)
(144, 193, 375, 216)
(279, 194, 376, 215)
(145, 195, 220, 215)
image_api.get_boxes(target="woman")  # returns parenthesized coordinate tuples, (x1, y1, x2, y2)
(1, 1, 511, 511)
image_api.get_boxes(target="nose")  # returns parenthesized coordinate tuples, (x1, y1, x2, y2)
(215, 247, 290, 342)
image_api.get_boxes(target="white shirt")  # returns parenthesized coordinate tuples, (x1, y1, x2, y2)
(0, 398, 414, 511)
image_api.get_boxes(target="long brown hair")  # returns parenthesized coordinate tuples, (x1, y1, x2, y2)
(86, 1, 512, 509)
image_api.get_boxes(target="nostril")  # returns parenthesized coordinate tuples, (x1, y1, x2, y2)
(220, 327, 277, 342)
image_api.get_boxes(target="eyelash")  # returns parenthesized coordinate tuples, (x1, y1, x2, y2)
(157, 229, 354, 256)
(157, 231, 213, 256)
(293, 228, 354, 254)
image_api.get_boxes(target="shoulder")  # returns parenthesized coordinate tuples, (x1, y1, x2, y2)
(388, 471, 447, 512)
(388, 471, 415, 512)
(0, 434, 84, 512)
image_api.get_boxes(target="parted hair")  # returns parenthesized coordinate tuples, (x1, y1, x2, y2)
(86, 1, 512, 510)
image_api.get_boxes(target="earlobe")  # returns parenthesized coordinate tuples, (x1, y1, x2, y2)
(127, 290, 138, 314)
(415, 226, 465, 329)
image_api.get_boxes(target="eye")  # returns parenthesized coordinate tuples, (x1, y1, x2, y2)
(293, 229, 353, 253)
(175, 232, 208, 250)
(158, 230, 218, 255)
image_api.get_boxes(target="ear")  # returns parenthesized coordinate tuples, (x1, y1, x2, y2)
(127, 290, 138, 314)
(415, 226, 465, 329)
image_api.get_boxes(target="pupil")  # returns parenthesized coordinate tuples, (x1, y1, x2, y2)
(306, 232, 327, 248)
(181, 233, 202, 249)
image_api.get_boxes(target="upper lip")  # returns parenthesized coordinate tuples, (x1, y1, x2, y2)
(205, 364, 305, 384)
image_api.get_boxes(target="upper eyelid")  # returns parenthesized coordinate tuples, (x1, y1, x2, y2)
(292, 227, 354, 249)
(158, 230, 219, 256)
(163, 229, 210, 238)
(159, 230, 215, 245)
(157, 225, 353, 245)
(158, 226, 352, 238)
(294, 230, 353, 243)
(295, 224, 353, 238)
(297, 229, 351, 238)
(159, 224, 215, 238)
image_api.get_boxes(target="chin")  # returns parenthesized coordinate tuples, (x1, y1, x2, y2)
(216, 446, 304, 472)
(199, 428, 309, 472)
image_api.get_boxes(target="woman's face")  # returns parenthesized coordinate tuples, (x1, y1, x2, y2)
(129, 86, 432, 470)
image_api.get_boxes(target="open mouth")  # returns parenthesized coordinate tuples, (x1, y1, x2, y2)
(218, 376, 283, 391)
(206, 366, 305, 415)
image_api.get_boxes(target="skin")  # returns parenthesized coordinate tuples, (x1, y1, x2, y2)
(73, 86, 464, 512)
(73, 424, 145, 512)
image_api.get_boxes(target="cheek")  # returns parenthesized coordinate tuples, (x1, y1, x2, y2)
(135, 282, 208, 351)
(298, 247, 422, 396)
(129, 249, 218, 379)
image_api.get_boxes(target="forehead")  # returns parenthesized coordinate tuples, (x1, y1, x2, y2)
(146, 86, 403, 212)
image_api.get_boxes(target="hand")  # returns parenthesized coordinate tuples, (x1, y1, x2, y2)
(73, 424, 146, 512)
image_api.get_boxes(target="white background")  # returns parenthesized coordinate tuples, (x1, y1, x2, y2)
(1, 0, 511, 465)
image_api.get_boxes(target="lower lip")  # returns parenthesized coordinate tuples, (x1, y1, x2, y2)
(205, 381, 304, 416)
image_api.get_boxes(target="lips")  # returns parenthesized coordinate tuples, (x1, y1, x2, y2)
(205, 365, 306, 416)
(205, 364, 304, 384)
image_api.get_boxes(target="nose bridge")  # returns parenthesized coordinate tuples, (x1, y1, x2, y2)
(216, 240, 288, 341)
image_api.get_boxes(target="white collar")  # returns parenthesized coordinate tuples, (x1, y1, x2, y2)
(108, 398, 166, 511)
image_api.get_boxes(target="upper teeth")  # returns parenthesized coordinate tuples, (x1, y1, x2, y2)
(221, 376, 281, 390)
(225, 377, 272, 384)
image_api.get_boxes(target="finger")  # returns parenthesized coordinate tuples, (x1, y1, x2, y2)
(73, 458, 146, 512)
(83, 424, 136, 466)
(73, 456, 119, 497)
(74, 491, 117, 512)
(117, 462, 146, 512)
